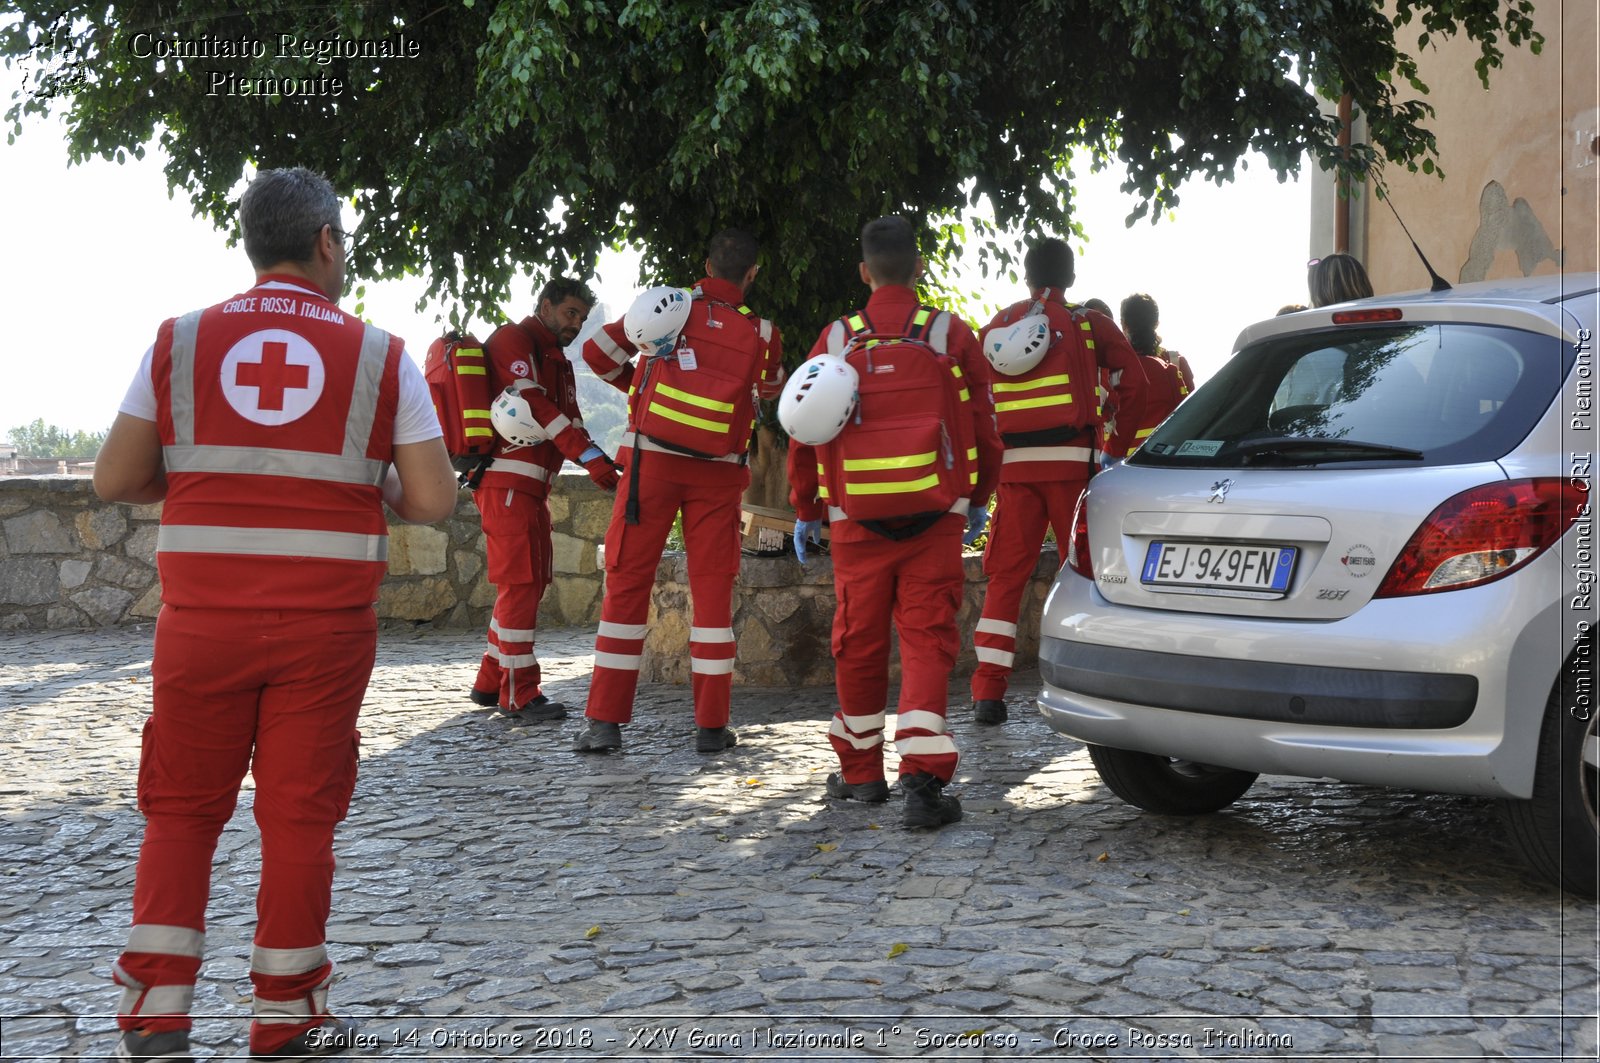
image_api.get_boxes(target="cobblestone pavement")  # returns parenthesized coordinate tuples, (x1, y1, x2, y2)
(1, 626, 1596, 1062)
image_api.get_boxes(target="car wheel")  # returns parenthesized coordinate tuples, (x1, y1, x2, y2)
(1087, 744, 1258, 814)
(1500, 646, 1599, 897)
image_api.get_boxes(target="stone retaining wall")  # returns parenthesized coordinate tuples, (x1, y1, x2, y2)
(1, 476, 1060, 689)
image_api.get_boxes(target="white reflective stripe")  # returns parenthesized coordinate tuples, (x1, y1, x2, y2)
(486, 458, 554, 482)
(828, 502, 967, 523)
(598, 620, 648, 641)
(496, 651, 538, 668)
(828, 714, 886, 750)
(825, 320, 848, 356)
(600, 364, 626, 382)
(895, 734, 960, 757)
(164, 444, 386, 486)
(343, 324, 391, 459)
(254, 981, 331, 1024)
(593, 328, 630, 367)
(490, 618, 538, 642)
(926, 310, 951, 354)
(976, 646, 1016, 667)
(126, 924, 206, 958)
(896, 709, 948, 734)
(117, 981, 195, 1017)
(1002, 445, 1095, 464)
(251, 943, 327, 977)
(619, 432, 744, 463)
(595, 650, 642, 671)
(158, 525, 387, 563)
(976, 618, 1018, 638)
(690, 626, 735, 643)
(691, 656, 736, 676)
(168, 310, 203, 447)
(827, 505, 848, 523)
(542, 412, 574, 436)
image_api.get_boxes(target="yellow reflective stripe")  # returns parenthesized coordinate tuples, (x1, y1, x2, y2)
(654, 382, 736, 413)
(842, 451, 937, 472)
(966, 447, 978, 461)
(995, 394, 1073, 413)
(846, 473, 942, 495)
(950, 365, 964, 378)
(465, 427, 495, 438)
(847, 314, 866, 332)
(959, 389, 971, 402)
(463, 408, 491, 419)
(819, 484, 831, 500)
(912, 308, 931, 327)
(455, 365, 487, 376)
(969, 472, 979, 485)
(647, 404, 730, 434)
(1134, 427, 1157, 439)
(993, 374, 1071, 394)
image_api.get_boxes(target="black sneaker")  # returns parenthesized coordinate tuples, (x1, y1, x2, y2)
(468, 688, 499, 707)
(825, 772, 890, 803)
(901, 772, 962, 829)
(502, 694, 567, 722)
(695, 726, 738, 753)
(574, 719, 623, 752)
(973, 698, 1008, 725)
(252, 1017, 360, 1060)
(116, 1028, 193, 1062)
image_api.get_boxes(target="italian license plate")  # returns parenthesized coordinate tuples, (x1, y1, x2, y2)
(1140, 541, 1298, 598)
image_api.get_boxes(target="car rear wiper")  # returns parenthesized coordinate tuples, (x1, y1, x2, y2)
(1230, 435, 1425, 465)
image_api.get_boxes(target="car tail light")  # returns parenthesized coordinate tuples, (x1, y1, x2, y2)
(1067, 487, 1094, 579)
(1375, 478, 1586, 597)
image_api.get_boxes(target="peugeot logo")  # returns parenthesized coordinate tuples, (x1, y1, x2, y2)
(1207, 478, 1235, 504)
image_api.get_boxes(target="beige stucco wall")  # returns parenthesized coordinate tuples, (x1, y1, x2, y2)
(1313, 4, 1597, 291)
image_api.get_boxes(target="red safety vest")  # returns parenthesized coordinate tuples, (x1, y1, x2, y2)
(1131, 349, 1191, 449)
(479, 317, 582, 493)
(152, 276, 401, 610)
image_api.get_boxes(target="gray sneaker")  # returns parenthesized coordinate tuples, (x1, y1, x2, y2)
(825, 772, 890, 803)
(116, 1028, 193, 1062)
(574, 719, 623, 752)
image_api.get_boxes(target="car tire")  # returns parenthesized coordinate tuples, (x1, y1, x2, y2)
(1500, 646, 1599, 897)
(1087, 744, 1258, 814)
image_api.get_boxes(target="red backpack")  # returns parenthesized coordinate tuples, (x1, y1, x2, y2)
(987, 299, 1102, 442)
(629, 291, 769, 460)
(423, 331, 494, 475)
(818, 331, 978, 539)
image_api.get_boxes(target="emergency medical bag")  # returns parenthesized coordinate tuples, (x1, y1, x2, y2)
(818, 331, 977, 539)
(628, 292, 766, 460)
(988, 301, 1101, 445)
(423, 331, 494, 478)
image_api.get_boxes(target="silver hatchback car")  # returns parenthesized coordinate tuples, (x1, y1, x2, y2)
(1038, 274, 1599, 894)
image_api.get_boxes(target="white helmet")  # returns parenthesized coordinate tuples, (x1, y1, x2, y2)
(624, 285, 692, 356)
(984, 313, 1052, 376)
(490, 380, 548, 446)
(778, 355, 859, 446)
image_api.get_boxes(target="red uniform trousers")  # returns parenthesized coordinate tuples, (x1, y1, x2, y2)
(472, 485, 554, 709)
(114, 604, 372, 1055)
(829, 518, 964, 785)
(972, 477, 1089, 701)
(585, 453, 742, 726)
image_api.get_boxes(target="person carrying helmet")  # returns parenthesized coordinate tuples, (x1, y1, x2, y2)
(468, 278, 622, 724)
(575, 229, 785, 754)
(968, 238, 1149, 725)
(91, 167, 459, 1062)
(784, 215, 1002, 829)
(1115, 292, 1194, 456)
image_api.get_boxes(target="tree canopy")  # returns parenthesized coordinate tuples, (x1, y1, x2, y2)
(3, 0, 1540, 344)
(8, 419, 109, 458)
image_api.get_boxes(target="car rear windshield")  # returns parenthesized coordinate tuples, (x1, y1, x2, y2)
(1132, 323, 1570, 469)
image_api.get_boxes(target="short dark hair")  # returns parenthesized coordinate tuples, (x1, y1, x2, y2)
(707, 229, 759, 280)
(1308, 253, 1374, 308)
(1023, 237, 1074, 290)
(1081, 297, 1112, 316)
(860, 216, 919, 286)
(240, 167, 341, 270)
(538, 276, 596, 309)
(1119, 292, 1161, 356)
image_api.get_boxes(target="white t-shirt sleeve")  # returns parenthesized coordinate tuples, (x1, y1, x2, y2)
(394, 349, 443, 445)
(118, 346, 158, 421)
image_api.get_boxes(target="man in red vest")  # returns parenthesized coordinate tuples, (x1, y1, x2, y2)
(577, 230, 785, 753)
(969, 238, 1148, 725)
(469, 277, 620, 723)
(92, 167, 457, 1062)
(787, 215, 1003, 828)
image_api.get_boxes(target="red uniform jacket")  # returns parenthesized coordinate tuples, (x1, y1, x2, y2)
(479, 315, 597, 496)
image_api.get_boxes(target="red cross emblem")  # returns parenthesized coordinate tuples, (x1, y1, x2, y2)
(234, 340, 311, 411)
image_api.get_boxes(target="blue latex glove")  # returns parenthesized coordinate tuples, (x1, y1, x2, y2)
(963, 505, 990, 547)
(794, 518, 823, 563)
(1099, 452, 1121, 472)
(579, 445, 605, 463)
